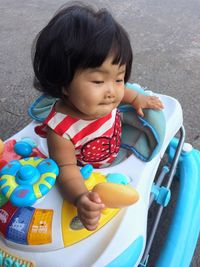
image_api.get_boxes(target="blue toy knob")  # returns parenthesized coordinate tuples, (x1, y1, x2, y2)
(106, 173, 129, 185)
(14, 141, 33, 157)
(80, 164, 93, 180)
(16, 165, 40, 184)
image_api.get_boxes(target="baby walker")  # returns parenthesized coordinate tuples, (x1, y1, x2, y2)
(0, 83, 199, 267)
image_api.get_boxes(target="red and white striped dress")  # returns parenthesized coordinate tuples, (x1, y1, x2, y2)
(42, 107, 121, 168)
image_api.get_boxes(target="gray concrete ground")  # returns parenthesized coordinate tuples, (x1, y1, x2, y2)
(0, 0, 199, 266)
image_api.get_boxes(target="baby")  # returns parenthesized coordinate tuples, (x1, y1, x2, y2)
(32, 3, 163, 230)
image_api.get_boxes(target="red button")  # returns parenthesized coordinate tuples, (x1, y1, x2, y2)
(0, 201, 18, 237)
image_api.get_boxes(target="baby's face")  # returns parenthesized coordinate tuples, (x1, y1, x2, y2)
(64, 56, 126, 119)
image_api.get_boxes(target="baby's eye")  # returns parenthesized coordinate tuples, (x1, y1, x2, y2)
(116, 79, 124, 83)
(92, 81, 104, 84)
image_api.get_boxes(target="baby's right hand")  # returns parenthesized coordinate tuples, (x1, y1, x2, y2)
(76, 191, 105, 231)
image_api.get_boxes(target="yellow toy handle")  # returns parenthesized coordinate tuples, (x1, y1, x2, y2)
(92, 182, 139, 208)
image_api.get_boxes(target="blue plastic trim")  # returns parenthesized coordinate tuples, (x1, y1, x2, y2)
(125, 83, 147, 95)
(151, 184, 171, 207)
(156, 144, 200, 267)
(119, 112, 160, 162)
(106, 236, 144, 267)
(119, 83, 161, 162)
(28, 94, 47, 122)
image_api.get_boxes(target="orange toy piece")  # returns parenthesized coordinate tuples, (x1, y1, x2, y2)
(92, 182, 139, 208)
(0, 139, 21, 170)
(0, 139, 7, 169)
(0, 139, 4, 157)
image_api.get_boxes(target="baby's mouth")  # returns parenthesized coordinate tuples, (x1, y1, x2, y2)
(99, 101, 115, 105)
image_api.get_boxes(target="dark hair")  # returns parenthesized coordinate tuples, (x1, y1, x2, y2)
(32, 3, 133, 98)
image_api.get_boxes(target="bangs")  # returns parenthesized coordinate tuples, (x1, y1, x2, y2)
(111, 30, 133, 69)
(75, 10, 133, 81)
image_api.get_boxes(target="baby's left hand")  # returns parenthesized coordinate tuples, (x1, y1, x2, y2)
(132, 94, 164, 117)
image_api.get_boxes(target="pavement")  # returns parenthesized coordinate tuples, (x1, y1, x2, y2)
(0, 0, 199, 266)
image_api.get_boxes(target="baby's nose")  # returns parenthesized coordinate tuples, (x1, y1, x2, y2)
(106, 84, 115, 98)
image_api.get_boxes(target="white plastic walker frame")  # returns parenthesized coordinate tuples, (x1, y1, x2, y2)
(0, 93, 199, 267)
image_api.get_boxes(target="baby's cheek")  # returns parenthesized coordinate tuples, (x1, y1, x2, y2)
(120, 87, 125, 99)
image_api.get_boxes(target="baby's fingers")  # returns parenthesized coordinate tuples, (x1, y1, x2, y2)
(79, 210, 101, 231)
(88, 191, 105, 208)
(81, 217, 99, 231)
(136, 107, 144, 117)
(83, 199, 105, 211)
(77, 194, 104, 213)
(80, 209, 101, 220)
(147, 96, 164, 109)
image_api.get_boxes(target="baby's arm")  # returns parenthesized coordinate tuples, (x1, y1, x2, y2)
(47, 127, 105, 230)
(122, 87, 164, 116)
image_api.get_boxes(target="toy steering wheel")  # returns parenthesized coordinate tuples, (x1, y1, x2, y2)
(0, 157, 59, 207)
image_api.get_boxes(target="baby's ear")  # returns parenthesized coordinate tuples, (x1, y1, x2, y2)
(62, 87, 69, 96)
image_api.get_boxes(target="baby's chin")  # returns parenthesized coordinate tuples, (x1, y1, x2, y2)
(83, 102, 119, 120)
(96, 105, 116, 117)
